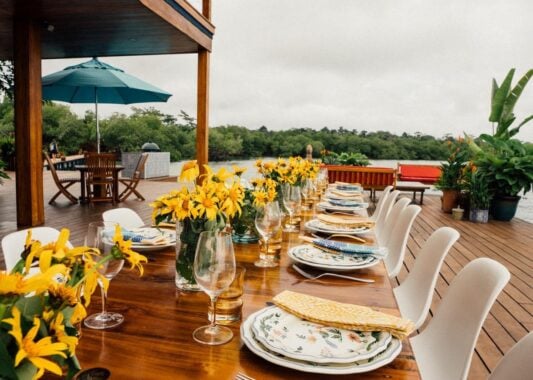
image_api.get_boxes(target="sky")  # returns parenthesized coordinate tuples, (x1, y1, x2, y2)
(42, 0, 533, 142)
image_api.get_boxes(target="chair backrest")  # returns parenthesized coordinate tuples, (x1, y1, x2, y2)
(489, 332, 533, 380)
(1, 227, 70, 271)
(132, 153, 149, 180)
(410, 258, 510, 380)
(375, 190, 400, 241)
(384, 204, 421, 278)
(85, 152, 116, 179)
(102, 208, 145, 229)
(378, 197, 411, 246)
(371, 185, 393, 221)
(43, 151, 62, 185)
(393, 227, 460, 329)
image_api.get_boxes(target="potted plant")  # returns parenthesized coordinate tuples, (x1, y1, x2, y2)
(435, 140, 470, 213)
(469, 171, 490, 223)
(469, 68, 533, 220)
(0, 158, 9, 184)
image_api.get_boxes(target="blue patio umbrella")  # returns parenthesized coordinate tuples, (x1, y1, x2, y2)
(42, 57, 172, 153)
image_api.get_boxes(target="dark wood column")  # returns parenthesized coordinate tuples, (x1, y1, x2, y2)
(196, 0, 211, 175)
(14, 3, 44, 227)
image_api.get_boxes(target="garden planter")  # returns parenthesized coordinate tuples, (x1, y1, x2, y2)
(469, 209, 489, 223)
(491, 195, 521, 221)
(441, 189, 460, 213)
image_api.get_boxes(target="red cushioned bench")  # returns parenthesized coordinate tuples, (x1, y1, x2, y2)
(397, 163, 441, 184)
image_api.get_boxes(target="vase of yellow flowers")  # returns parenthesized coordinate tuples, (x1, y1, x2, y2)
(0, 227, 146, 380)
(151, 162, 245, 291)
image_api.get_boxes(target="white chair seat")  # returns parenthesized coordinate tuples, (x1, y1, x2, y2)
(103, 208, 145, 229)
(489, 332, 533, 380)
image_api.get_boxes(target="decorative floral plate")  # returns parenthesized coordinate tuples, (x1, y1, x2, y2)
(304, 219, 373, 235)
(251, 306, 391, 364)
(241, 308, 402, 375)
(288, 245, 380, 271)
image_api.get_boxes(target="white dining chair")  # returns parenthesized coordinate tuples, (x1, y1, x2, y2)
(488, 331, 533, 380)
(410, 258, 511, 380)
(393, 227, 460, 329)
(377, 197, 411, 246)
(102, 207, 145, 229)
(384, 204, 421, 279)
(1, 227, 71, 272)
(374, 190, 400, 239)
(369, 185, 393, 221)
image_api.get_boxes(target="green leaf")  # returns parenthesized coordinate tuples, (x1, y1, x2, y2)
(0, 341, 17, 379)
(510, 114, 533, 137)
(14, 295, 44, 319)
(15, 361, 38, 380)
(500, 69, 533, 127)
(489, 68, 515, 122)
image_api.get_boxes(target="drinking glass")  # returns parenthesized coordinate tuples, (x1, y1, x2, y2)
(301, 178, 315, 211)
(84, 221, 125, 330)
(254, 202, 282, 267)
(282, 184, 301, 232)
(193, 231, 236, 345)
(317, 167, 329, 196)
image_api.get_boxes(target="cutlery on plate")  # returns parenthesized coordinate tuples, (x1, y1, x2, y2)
(292, 264, 375, 283)
(235, 373, 255, 380)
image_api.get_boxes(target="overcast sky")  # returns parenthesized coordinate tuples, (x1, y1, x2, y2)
(42, 0, 533, 142)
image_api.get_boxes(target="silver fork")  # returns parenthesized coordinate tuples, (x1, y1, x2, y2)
(235, 373, 255, 380)
(292, 264, 375, 283)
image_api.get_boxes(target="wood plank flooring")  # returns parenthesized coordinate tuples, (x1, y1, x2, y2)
(0, 171, 531, 379)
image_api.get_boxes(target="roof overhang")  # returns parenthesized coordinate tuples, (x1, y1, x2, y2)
(0, 0, 214, 60)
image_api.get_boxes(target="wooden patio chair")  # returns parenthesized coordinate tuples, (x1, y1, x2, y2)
(119, 153, 148, 202)
(85, 152, 116, 204)
(43, 152, 80, 204)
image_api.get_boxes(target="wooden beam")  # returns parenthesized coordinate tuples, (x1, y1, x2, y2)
(196, 0, 211, 176)
(14, 1, 44, 227)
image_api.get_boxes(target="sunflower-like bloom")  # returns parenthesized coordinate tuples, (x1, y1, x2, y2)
(252, 190, 268, 207)
(204, 165, 233, 183)
(221, 182, 244, 217)
(179, 161, 199, 182)
(0, 265, 68, 296)
(3, 307, 68, 379)
(194, 187, 219, 220)
(232, 165, 247, 177)
(49, 312, 78, 355)
(112, 225, 148, 275)
(48, 283, 78, 307)
(81, 255, 109, 306)
(70, 302, 87, 326)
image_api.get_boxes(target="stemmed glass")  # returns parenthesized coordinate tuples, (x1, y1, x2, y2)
(317, 167, 329, 196)
(301, 178, 315, 211)
(193, 231, 236, 345)
(84, 221, 125, 330)
(254, 202, 282, 268)
(282, 184, 301, 232)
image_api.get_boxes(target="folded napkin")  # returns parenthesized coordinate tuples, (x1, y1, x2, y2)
(312, 238, 387, 257)
(273, 290, 415, 340)
(328, 199, 366, 207)
(335, 182, 363, 192)
(317, 214, 375, 229)
(328, 189, 364, 199)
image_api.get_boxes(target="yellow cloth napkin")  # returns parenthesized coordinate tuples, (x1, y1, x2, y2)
(273, 290, 415, 340)
(317, 214, 375, 229)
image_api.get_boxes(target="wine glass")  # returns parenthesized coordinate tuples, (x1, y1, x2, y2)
(301, 178, 315, 211)
(317, 167, 329, 196)
(84, 221, 125, 330)
(254, 201, 282, 267)
(282, 184, 301, 232)
(193, 231, 236, 345)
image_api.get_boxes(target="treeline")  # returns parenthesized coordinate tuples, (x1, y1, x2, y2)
(0, 98, 457, 163)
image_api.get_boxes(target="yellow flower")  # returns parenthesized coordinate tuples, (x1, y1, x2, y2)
(112, 225, 148, 275)
(82, 254, 108, 306)
(3, 307, 68, 379)
(252, 190, 268, 207)
(232, 165, 247, 177)
(0, 265, 68, 296)
(70, 302, 87, 325)
(194, 187, 219, 220)
(48, 283, 78, 307)
(204, 165, 233, 183)
(179, 160, 199, 182)
(221, 182, 244, 217)
(49, 312, 78, 355)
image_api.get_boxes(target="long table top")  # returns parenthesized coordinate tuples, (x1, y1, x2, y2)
(76, 222, 421, 379)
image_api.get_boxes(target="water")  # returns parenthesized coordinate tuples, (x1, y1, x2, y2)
(169, 159, 532, 224)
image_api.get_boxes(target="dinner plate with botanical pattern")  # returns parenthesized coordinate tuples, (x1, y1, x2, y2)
(251, 306, 391, 364)
(288, 245, 380, 271)
(103, 228, 176, 252)
(241, 308, 402, 374)
(305, 219, 373, 235)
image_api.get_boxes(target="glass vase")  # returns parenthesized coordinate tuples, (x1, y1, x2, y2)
(175, 219, 202, 291)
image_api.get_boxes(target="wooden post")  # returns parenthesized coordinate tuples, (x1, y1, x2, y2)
(14, 2, 44, 227)
(196, 0, 211, 178)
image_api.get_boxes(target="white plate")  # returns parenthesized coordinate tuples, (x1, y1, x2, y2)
(288, 245, 380, 272)
(104, 228, 176, 252)
(305, 219, 373, 236)
(251, 306, 391, 363)
(317, 202, 368, 213)
(241, 308, 402, 375)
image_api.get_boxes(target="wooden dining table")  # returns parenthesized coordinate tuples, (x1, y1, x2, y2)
(75, 217, 421, 379)
(75, 165, 124, 203)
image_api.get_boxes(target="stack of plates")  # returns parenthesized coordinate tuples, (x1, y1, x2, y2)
(104, 227, 176, 252)
(288, 244, 381, 271)
(241, 306, 402, 374)
(304, 219, 372, 235)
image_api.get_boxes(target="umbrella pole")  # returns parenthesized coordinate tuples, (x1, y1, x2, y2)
(95, 88, 100, 153)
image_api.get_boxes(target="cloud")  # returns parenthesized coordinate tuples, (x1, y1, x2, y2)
(42, 0, 533, 142)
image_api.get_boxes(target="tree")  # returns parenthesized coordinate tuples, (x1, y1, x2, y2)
(0, 60, 14, 100)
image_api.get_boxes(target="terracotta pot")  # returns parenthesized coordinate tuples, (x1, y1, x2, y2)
(441, 189, 460, 213)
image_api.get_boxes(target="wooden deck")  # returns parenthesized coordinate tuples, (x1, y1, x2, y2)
(0, 171, 531, 379)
